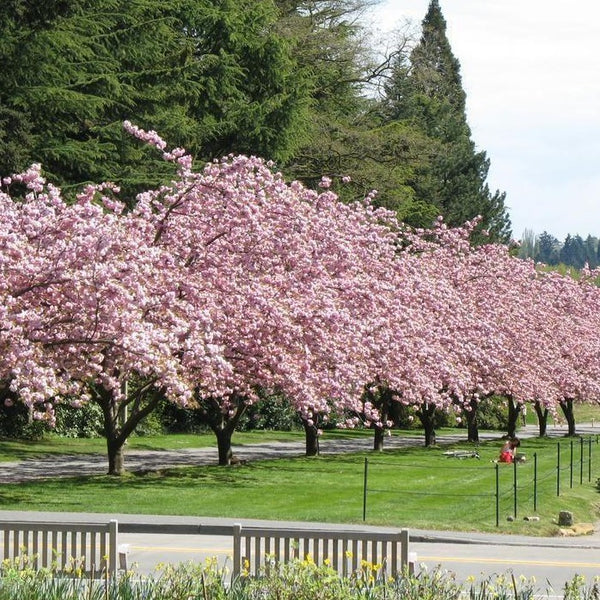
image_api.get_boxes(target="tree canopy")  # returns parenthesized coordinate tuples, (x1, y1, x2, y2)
(0, 0, 311, 200)
(380, 0, 511, 242)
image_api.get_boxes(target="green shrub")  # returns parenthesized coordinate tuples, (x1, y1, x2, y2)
(53, 402, 104, 438)
(0, 401, 47, 440)
(238, 392, 301, 432)
(475, 396, 509, 430)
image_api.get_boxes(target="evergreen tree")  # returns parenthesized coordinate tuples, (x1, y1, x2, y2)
(584, 235, 598, 268)
(535, 231, 560, 265)
(0, 0, 310, 200)
(560, 234, 586, 269)
(381, 0, 511, 242)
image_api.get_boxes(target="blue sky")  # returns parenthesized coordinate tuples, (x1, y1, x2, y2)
(365, 0, 600, 242)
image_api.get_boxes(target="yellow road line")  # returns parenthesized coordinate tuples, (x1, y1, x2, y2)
(129, 546, 230, 554)
(127, 547, 600, 570)
(420, 555, 600, 569)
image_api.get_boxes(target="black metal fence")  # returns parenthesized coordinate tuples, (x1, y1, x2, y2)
(362, 436, 598, 526)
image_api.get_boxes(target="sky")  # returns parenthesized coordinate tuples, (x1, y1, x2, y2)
(365, 0, 600, 242)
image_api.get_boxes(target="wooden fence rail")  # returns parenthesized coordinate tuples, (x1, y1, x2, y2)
(232, 523, 411, 579)
(0, 519, 124, 576)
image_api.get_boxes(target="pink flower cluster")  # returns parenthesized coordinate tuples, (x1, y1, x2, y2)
(1, 123, 600, 431)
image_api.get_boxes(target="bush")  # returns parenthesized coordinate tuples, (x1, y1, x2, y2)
(474, 396, 509, 431)
(239, 393, 301, 431)
(0, 401, 47, 440)
(53, 402, 104, 438)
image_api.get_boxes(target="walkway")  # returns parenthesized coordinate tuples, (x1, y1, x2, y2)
(0, 423, 597, 483)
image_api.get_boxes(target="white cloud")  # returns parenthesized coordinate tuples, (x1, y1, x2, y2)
(368, 0, 600, 241)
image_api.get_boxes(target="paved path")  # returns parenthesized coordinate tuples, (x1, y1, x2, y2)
(1, 423, 598, 483)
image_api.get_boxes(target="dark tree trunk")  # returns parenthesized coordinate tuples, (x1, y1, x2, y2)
(464, 398, 479, 443)
(107, 440, 125, 475)
(303, 419, 320, 457)
(559, 398, 576, 436)
(199, 394, 248, 466)
(417, 404, 436, 447)
(373, 427, 385, 452)
(96, 381, 163, 476)
(215, 427, 234, 466)
(534, 400, 548, 437)
(506, 397, 520, 439)
(372, 387, 393, 451)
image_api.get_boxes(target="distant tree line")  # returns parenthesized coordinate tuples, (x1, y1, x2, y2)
(518, 229, 600, 270)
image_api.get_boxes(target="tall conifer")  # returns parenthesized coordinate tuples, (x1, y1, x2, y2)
(383, 0, 511, 242)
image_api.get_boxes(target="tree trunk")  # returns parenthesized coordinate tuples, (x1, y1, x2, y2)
(534, 400, 548, 437)
(199, 394, 248, 466)
(373, 427, 385, 451)
(506, 396, 520, 438)
(417, 404, 436, 447)
(95, 379, 164, 476)
(464, 398, 479, 443)
(372, 387, 393, 451)
(107, 440, 125, 476)
(559, 398, 576, 436)
(215, 427, 234, 466)
(303, 419, 320, 456)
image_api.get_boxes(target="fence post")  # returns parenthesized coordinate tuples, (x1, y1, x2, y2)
(513, 458, 518, 519)
(362, 457, 368, 522)
(533, 452, 537, 512)
(570, 439, 573, 489)
(580, 437, 584, 485)
(495, 463, 499, 527)
(557, 442, 560, 497)
(232, 523, 242, 578)
(108, 519, 118, 577)
(589, 437, 593, 483)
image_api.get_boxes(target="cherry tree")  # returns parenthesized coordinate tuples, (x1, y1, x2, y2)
(0, 165, 199, 474)
(5, 122, 600, 472)
(124, 123, 408, 462)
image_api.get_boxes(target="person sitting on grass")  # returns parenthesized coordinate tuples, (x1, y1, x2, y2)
(499, 437, 520, 463)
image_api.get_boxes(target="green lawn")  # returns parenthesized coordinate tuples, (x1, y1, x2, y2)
(1, 435, 598, 537)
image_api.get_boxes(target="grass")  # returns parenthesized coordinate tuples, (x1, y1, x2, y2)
(1, 434, 598, 536)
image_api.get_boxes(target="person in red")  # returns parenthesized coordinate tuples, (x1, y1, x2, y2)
(499, 437, 520, 463)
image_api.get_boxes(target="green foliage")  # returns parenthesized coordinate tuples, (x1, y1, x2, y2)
(0, 0, 311, 200)
(53, 402, 104, 439)
(0, 401, 47, 440)
(157, 400, 211, 435)
(562, 574, 600, 600)
(467, 572, 538, 600)
(470, 397, 508, 431)
(381, 1, 511, 242)
(240, 392, 301, 431)
(0, 556, 594, 599)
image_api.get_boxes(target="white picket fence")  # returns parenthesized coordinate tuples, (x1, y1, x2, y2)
(0, 519, 127, 576)
(232, 523, 412, 578)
